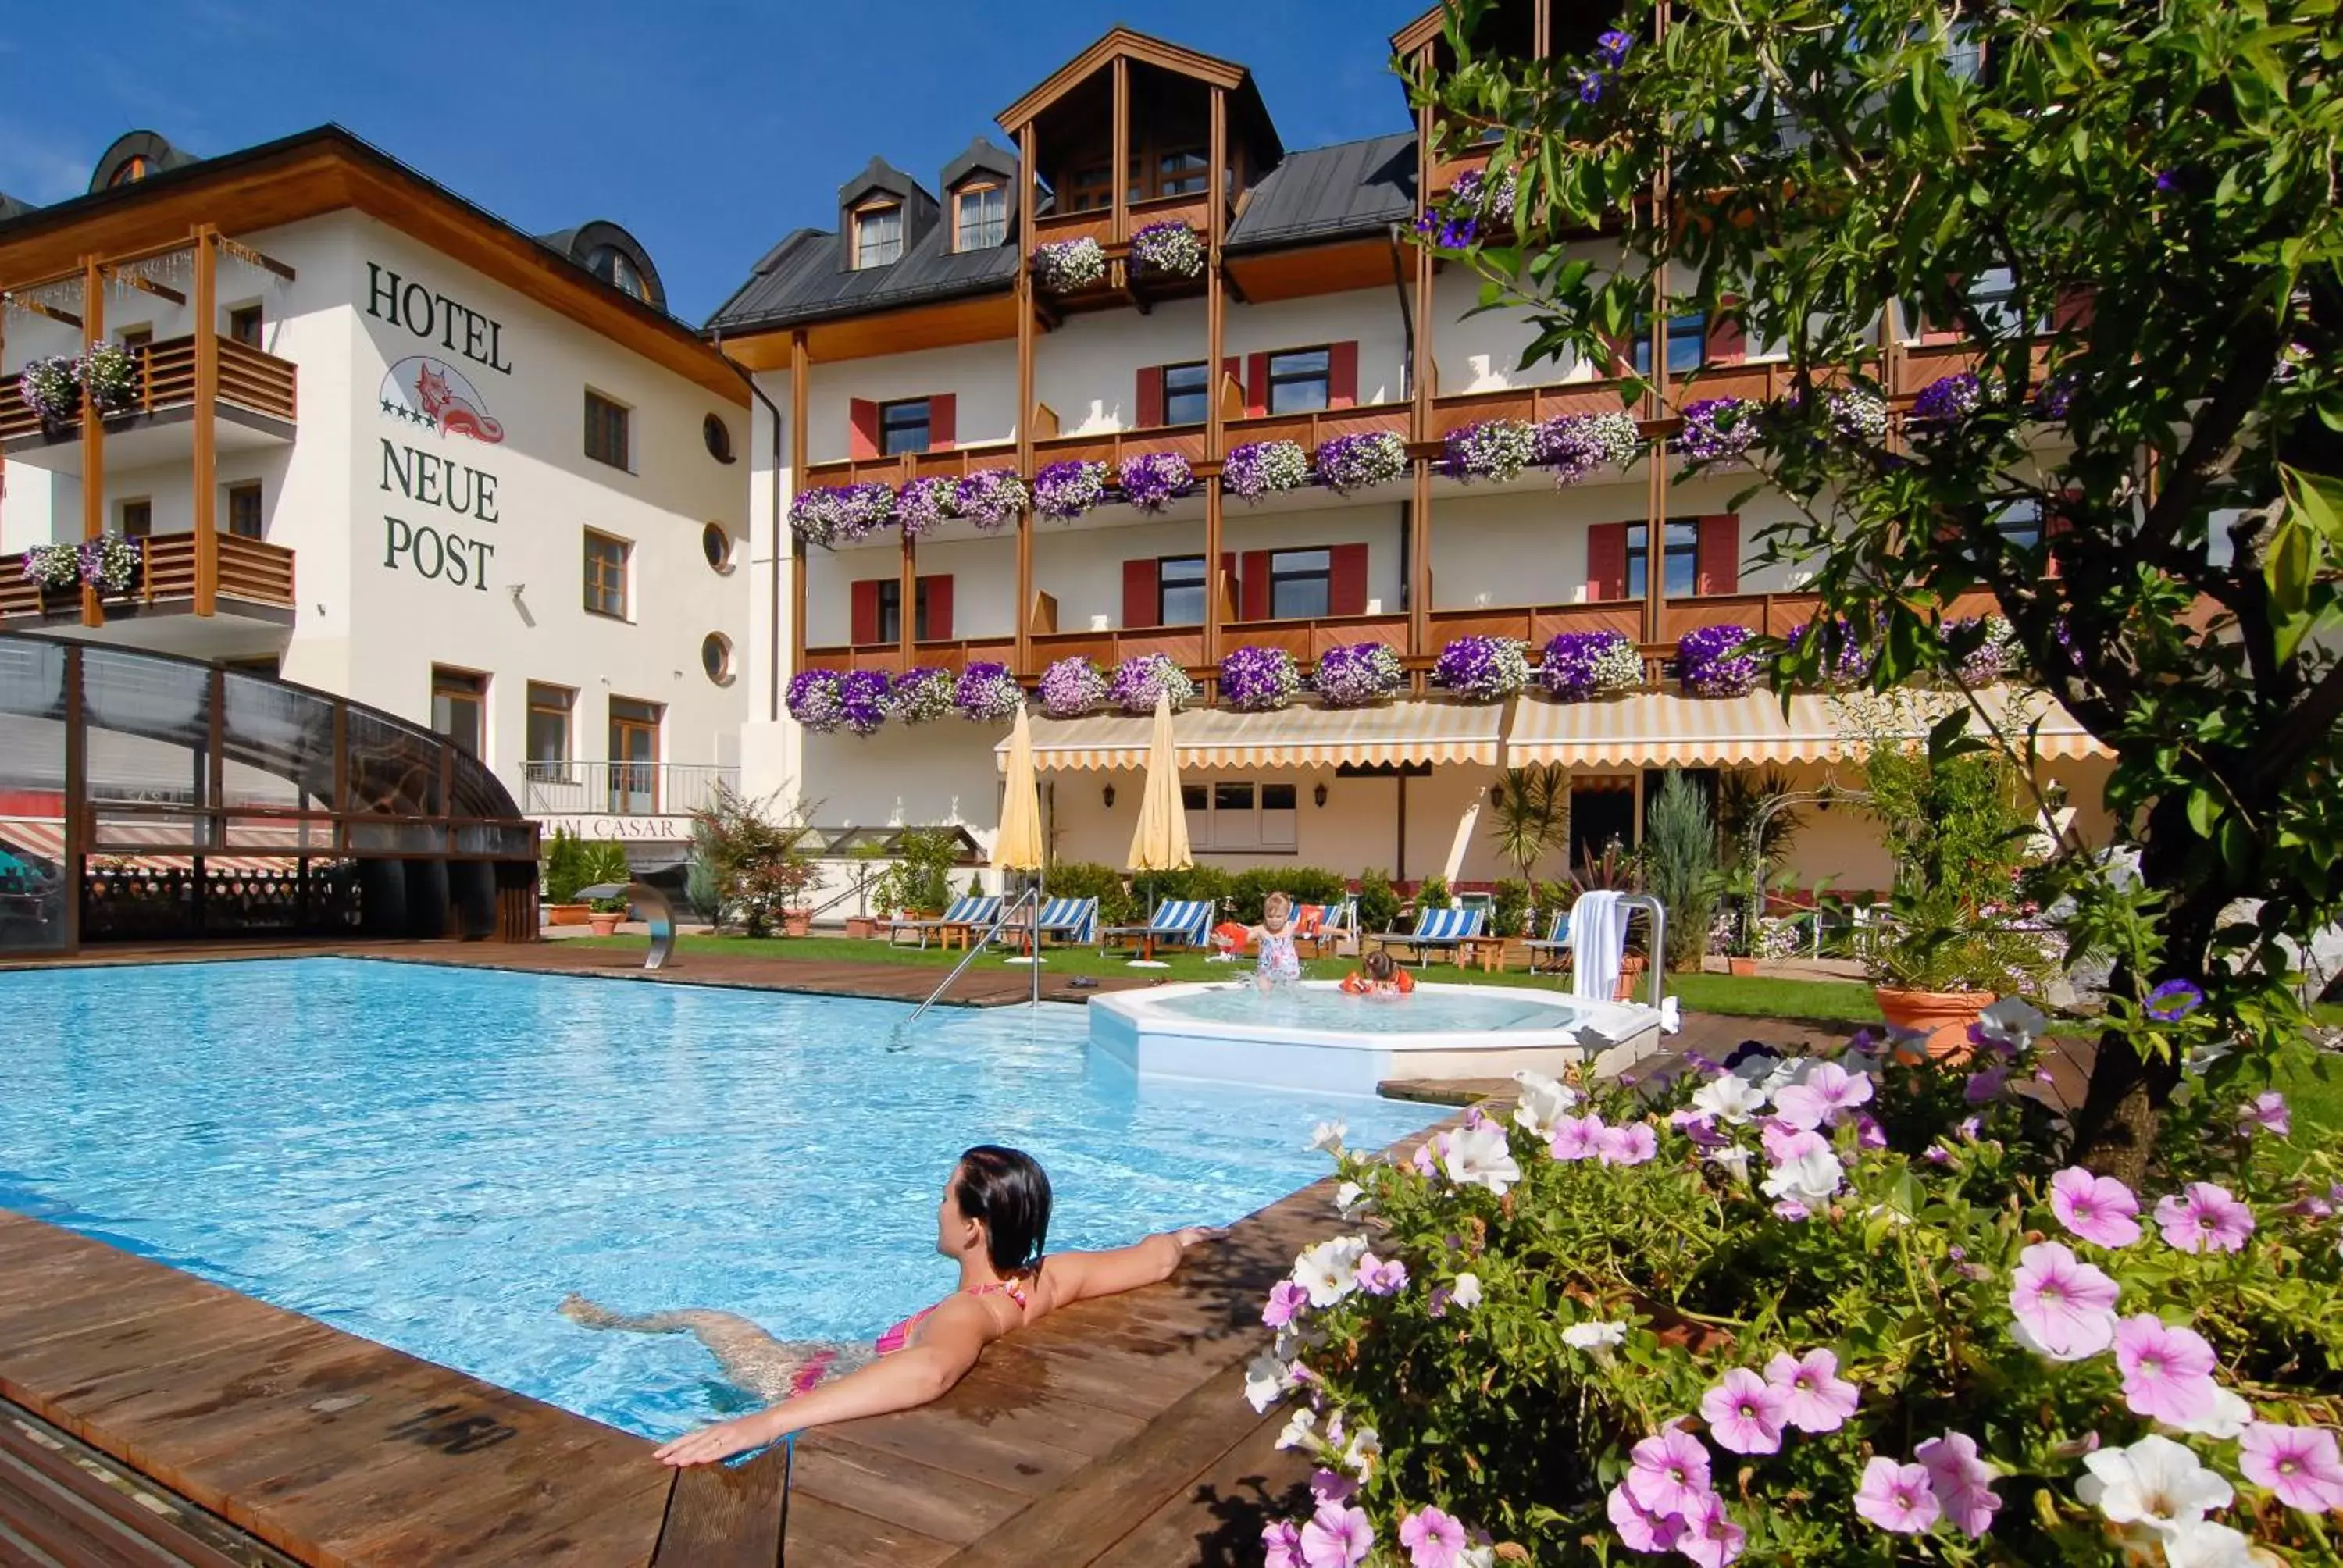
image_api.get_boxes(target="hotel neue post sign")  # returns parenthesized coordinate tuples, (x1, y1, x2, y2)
(367, 262, 512, 593)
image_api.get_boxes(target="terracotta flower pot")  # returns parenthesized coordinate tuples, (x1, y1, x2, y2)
(782, 909, 813, 938)
(587, 913, 622, 937)
(544, 903, 591, 927)
(845, 915, 879, 940)
(1727, 956, 1758, 978)
(1874, 986, 1995, 1061)
(1613, 953, 1649, 1003)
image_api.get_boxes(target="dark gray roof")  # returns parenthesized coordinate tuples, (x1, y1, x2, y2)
(1226, 132, 1418, 250)
(0, 193, 31, 223)
(940, 138, 1016, 192)
(704, 128, 1418, 336)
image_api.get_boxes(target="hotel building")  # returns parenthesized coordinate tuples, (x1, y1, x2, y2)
(714, 12, 2109, 897)
(0, 127, 752, 875)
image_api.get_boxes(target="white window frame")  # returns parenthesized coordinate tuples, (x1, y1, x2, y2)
(1180, 778, 1299, 854)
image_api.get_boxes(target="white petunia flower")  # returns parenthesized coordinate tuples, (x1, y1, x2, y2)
(1309, 1119, 1348, 1153)
(1977, 996, 2048, 1049)
(1458, 1550, 1496, 1568)
(1707, 1146, 1753, 1185)
(1443, 1124, 1523, 1196)
(1562, 1320, 1628, 1354)
(2160, 1520, 2255, 1568)
(1291, 1235, 1370, 1307)
(1274, 1322, 1325, 1362)
(1275, 1407, 1319, 1451)
(2076, 1435, 2234, 1534)
(1334, 1180, 1366, 1215)
(2166, 1385, 2254, 1441)
(1761, 1146, 1846, 1209)
(1690, 1074, 1770, 1124)
(1512, 1069, 1580, 1135)
(1343, 1424, 1382, 1477)
(1450, 1272, 1483, 1310)
(1244, 1352, 1296, 1413)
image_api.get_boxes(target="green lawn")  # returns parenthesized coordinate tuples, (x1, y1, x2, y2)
(569, 932, 1886, 1024)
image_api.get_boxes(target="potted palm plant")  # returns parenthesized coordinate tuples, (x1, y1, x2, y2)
(1867, 885, 2049, 1057)
(540, 828, 591, 926)
(576, 842, 632, 936)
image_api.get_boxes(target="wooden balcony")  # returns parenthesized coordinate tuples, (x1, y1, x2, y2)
(0, 533, 295, 626)
(1030, 419, 1210, 470)
(1031, 192, 1222, 315)
(1426, 378, 1647, 444)
(798, 636, 1019, 677)
(1027, 626, 1206, 674)
(0, 335, 297, 469)
(1427, 599, 1647, 648)
(1891, 340, 2052, 401)
(801, 440, 1019, 491)
(1218, 401, 1412, 454)
(1218, 612, 1409, 665)
(1425, 146, 1492, 204)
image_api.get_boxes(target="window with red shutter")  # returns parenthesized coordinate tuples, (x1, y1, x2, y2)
(1695, 515, 1741, 597)
(850, 579, 883, 644)
(847, 399, 880, 461)
(927, 395, 956, 451)
(1239, 551, 1271, 621)
(1122, 558, 1159, 629)
(1705, 301, 1746, 365)
(1243, 352, 1271, 418)
(1328, 543, 1369, 615)
(1327, 341, 1360, 409)
(918, 574, 954, 640)
(1136, 367, 1164, 429)
(1587, 523, 1629, 601)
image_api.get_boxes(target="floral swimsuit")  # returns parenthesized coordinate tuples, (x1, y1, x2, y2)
(1257, 925, 1301, 984)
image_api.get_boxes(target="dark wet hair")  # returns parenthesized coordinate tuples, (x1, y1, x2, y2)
(954, 1146, 1052, 1274)
(1364, 947, 1398, 982)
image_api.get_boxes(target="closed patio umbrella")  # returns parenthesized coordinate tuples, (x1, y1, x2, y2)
(995, 703, 1045, 968)
(1124, 690, 1191, 965)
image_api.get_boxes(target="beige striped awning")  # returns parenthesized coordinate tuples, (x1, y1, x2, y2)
(1503, 686, 2106, 768)
(1000, 699, 1507, 773)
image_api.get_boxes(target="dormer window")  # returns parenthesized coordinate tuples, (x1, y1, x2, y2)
(107, 155, 152, 188)
(853, 202, 904, 269)
(954, 184, 1006, 251)
(588, 244, 649, 301)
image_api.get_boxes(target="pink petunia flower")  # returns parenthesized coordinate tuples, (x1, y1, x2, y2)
(1396, 1506, 1469, 1568)
(1299, 1502, 1375, 1568)
(1849, 1112, 1887, 1150)
(1854, 1457, 1942, 1534)
(1264, 1281, 1311, 1327)
(1264, 1519, 1304, 1568)
(1772, 1063, 1873, 1131)
(1699, 1367, 1789, 1455)
(2113, 1315, 2220, 1427)
(1915, 1431, 2002, 1538)
(1606, 1481, 1687, 1555)
(1411, 1140, 1439, 1178)
(2050, 1167, 2144, 1249)
(1624, 1427, 1712, 1517)
(1761, 1122, 1831, 1165)
(2155, 1183, 2256, 1254)
(1548, 1114, 1606, 1162)
(1676, 1492, 1746, 1568)
(2007, 1242, 2120, 1361)
(1764, 1348, 1860, 1432)
(1353, 1254, 1410, 1296)
(1597, 1121, 1659, 1166)
(2238, 1092, 2291, 1139)
(2239, 1422, 2343, 1513)
(1671, 1109, 1731, 1149)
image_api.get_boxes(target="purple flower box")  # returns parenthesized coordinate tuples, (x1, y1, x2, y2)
(1314, 431, 1407, 494)
(1678, 624, 1762, 697)
(1538, 629, 1641, 700)
(786, 669, 847, 732)
(1312, 642, 1404, 707)
(1129, 221, 1205, 280)
(1432, 636, 1530, 700)
(1441, 419, 1537, 483)
(896, 477, 954, 539)
(952, 469, 1029, 530)
(1034, 460, 1107, 521)
(1221, 439, 1308, 501)
(1108, 652, 1196, 715)
(884, 665, 954, 725)
(1219, 645, 1301, 712)
(1677, 397, 1759, 461)
(1912, 372, 1984, 426)
(1534, 410, 1642, 485)
(839, 669, 890, 736)
(954, 661, 1025, 722)
(1116, 451, 1193, 514)
(1785, 618, 1875, 688)
(1038, 656, 1108, 718)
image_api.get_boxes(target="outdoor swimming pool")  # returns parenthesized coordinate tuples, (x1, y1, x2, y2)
(0, 957, 1438, 1440)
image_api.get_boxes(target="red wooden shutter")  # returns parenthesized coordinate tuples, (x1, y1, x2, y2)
(1328, 543, 1369, 615)
(1221, 358, 1241, 419)
(1586, 523, 1628, 601)
(1122, 558, 1158, 629)
(1327, 341, 1360, 409)
(927, 394, 955, 451)
(1219, 551, 1237, 622)
(1696, 515, 1741, 597)
(918, 574, 954, 640)
(1705, 301, 1746, 365)
(2052, 287, 2095, 332)
(1244, 352, 1271, 418)
(851, 579, 883, 643)
(1240, 551, 1271, 621)
(848, 399, 880, 460)
(1136, 366, 1164, 429)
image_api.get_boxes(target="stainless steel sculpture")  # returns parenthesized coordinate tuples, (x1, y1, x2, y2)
(573, 881, 675, 970)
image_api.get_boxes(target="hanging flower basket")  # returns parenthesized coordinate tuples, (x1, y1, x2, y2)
(78, 343, 137, 414)
(1109, 652, 1196, 714)
(1534, 411, 1642, 486)
(838, 670, 890, 736)
(18, 357, 79, 428)
(1824, 387, 1888, 442)
(19, 542, 82, 594)
(1033, 460, 1108, 521)
(1678, 624, 1762, 697)
(1911, 372, 1985, 427)
(1219, 646, 1301, 713)
(1221, 439, 1309, 501)
(1314, 430, 1407, 494)
(790, 482, 897, 546)
(1032, 237, 1107, 293)
(1539, 629, 1642, 700)
(1442, 419, 1538, 483)
(884, 665, 954, 725)
(786, 669, 847, 732)
(1677, 397, 1760, 461)
(1116, 452, 1193, 514)
(896, 477, 956, 540)
(954, 661, 1024, 722)
(1432, 636, 1530, 700)
(1129, 221, 1205, 280)
(1038, 656, 1108, 719)
(952, 469, 1029, 530)
(78, 533, 141, 595)
(1313, 642, 1405, 707)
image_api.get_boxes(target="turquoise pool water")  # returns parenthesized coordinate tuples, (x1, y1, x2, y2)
(1154, 982, 1589, 1033)
(0, 957, 1437, 1439)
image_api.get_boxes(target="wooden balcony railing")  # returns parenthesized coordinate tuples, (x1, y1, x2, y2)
(1030, 421, 1211, 470)
(0, 533, 295, 623)
(798, 636, 1020, 676)
(1218, 613, 1410, 665)
(1218, 401, 1412, 454)
(1426, 599, 1648, 649)
(1027, 627, 1206, 675)
(0, 334, 297, 442)
(1425, 146, 1492, 203)
(1030, 192, 1222, 259)
(801, 440, 1019, 491)
(1426, 378, 1646, 442)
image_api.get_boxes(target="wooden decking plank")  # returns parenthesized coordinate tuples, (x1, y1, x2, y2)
(1090, 1406, 1308, 1568)
(794, 1413, 1093, 1498)
(909, 1360, 1154, 1454)
(0, 1435, 243, 1568)
(774, 1489, 958, 1568)
(784, 1433, 1029, 1546)
(316, 1451, 670, 1568)
(1, 1410, 273, 1568)
(649, 1453, 783, 1568)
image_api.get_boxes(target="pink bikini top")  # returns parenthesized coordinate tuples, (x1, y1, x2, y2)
(872, 1278, 1029, 1356)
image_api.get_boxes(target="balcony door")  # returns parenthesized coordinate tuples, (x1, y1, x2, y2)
(607, 697, 662, 815)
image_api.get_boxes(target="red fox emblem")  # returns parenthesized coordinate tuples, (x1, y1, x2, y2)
(413, 362, 505, 444)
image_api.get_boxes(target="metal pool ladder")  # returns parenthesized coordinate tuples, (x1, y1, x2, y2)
(891, 887, 1043, 1047)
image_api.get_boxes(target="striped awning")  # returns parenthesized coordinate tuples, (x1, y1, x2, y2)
(1503, 686, 2106, 768)
(0, 818, 341, 875)
(1000, 699, 1507, 773)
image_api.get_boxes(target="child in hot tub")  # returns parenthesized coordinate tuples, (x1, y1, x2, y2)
(1341, 946, 1414, 997)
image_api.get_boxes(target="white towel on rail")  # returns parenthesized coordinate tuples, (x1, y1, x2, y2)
(1569, 891, 1626, 1004)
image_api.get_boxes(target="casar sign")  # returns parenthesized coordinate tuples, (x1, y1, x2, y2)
(536, 814, 697, 843)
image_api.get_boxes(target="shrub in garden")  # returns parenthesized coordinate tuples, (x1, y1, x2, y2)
(1354, 869, 1402, 935)
(1253, 999, 2343, 1566)
(1146, 864, 1232, 913)
(1489, 877, 1530, 938)
(1644, 767, 1718, 970)
(1229, 868, 1352, 925)
(1041, 861, 1138, 928)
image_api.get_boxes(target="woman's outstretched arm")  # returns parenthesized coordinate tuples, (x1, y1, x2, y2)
(653, 1295, 993, 1467)
(1043, 1224, 1218, 1306)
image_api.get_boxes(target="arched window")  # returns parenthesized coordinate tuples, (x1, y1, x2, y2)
(107, 155, 152, 188)
(587, 244, 648, 301)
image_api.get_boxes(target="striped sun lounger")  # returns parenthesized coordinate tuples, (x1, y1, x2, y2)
(1100, 899, 1214, 959)
(1380, 904, 1486, 968)
(890, 894, 1000, 950)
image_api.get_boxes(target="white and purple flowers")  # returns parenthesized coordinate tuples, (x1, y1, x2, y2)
(784, 668, 846, 732)
(1678, 625, 1762, 698)
(1441, 419, 1538, 483)
(1128, 219, 1204, 280)
(1037, 655, 1108, 719)
(1676, 397, 1759, 461)
(1221, 438, 1309, 500)
(881, 665, 954, 725)
(1220, 644, 1302, 712)
(1535, 409, 1642, 484)
(1432, 636, 1530, 701)
(1313, 642, 1405, 707)
(788, 480, 897, 545)
(1107, 651, 1196, 714)
(1030, 236, 1106, 293)
(1033, 459, 1108, 521)
(1314, 430, 1408, 494)
(1116, 451, 1193, 514)
(951, 661, 1024, 722)
(1538, 629, 1641, 700)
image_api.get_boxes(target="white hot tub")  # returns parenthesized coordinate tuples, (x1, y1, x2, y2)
(1088, 980, 1664, 1096)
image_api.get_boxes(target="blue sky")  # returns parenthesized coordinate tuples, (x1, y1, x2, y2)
(1, 1, 1426, 324)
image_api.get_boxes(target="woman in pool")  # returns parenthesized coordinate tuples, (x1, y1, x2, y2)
(1214, 890, 1303, 992)
(562, 1145, 1215, 1467)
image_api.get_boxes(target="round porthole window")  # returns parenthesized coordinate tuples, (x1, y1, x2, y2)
(701, 633, 736, 686)
(701, 521, 735, 573)
(703, 413, 736, 464)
